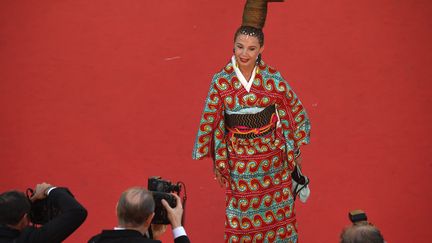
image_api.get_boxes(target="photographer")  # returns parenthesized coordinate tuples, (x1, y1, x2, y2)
(340, 210, 385, 243)
(88, 187, 190, 243)
(0, 182, 87, 243)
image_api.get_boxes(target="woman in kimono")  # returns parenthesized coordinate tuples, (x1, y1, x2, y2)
(192, 1, 311, 242)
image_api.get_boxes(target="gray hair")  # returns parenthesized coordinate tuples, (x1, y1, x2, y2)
(340, 224, 384, 243)
(116, 187, 155, 227)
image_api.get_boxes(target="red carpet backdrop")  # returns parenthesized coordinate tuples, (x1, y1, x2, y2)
(1, 0, 431, 242)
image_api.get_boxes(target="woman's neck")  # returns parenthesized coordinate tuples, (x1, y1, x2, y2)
(239, 65, 254, 81)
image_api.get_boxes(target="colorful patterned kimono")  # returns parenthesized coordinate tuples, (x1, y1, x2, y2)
(193, 59, 311, 243)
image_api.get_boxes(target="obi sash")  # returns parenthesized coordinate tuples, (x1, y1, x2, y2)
(224, 105, 277, 139)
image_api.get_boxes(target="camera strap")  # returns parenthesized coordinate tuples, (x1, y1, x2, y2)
(178, 181, 187, 226)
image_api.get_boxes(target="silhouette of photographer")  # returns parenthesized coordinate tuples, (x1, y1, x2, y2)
(0, 182, 88, 243)
(88, 187, 190, 243)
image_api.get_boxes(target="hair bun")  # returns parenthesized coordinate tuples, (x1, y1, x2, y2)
(242, 0, 284, 29)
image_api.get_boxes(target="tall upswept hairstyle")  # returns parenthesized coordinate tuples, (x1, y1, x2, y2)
(235, 0, 284, 47)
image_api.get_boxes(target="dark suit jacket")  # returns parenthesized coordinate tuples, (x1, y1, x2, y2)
(0, 188, 87, 243)
(88, 229, 190, 243)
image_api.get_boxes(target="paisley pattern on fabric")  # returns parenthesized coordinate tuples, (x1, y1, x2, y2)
(193, 60, 311, 243)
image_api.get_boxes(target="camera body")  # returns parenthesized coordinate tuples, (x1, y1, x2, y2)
(148, 176, 181, 224)
(348, 209, 368, 224)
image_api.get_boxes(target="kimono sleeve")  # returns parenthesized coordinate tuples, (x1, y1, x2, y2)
(192, 77, 229, 176)
(275, 73, 311, 152)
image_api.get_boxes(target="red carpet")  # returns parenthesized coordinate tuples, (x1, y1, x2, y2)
(1, 1, 431, 242)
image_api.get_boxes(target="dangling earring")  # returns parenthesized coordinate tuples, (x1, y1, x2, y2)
(233, 48, 235, 54)
(256, 53, 262, 64)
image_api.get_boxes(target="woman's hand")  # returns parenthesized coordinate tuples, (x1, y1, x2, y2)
(293, 148, 303, 168)
(214, 170, 227, 188)
(295, 155, 302, 168)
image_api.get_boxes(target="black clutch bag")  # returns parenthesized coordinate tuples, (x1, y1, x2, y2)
(291, 165, 310, 201)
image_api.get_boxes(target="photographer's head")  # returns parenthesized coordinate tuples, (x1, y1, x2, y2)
(116, 187, 155, 233)
(0, 191, 30, 230)
(340, 222, 384, 243)
(88, 186, 187, 243)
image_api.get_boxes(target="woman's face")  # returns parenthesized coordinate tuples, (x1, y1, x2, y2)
(234, 34, 264, 70)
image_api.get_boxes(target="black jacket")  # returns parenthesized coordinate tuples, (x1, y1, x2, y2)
(88, 229, 190, 243)
(0, 188, 87, 243)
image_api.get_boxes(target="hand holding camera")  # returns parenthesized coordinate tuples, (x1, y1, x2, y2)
(147, 176, 186, 225)
(161, 193, 183, 228)
(26, 184, 76, 225)
(29, 182, 53, 202)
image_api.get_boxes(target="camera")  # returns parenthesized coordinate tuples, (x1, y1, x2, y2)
(148, 176, 182, 224)
(348, 209, 368, 224)
(26, 187, 73, 225)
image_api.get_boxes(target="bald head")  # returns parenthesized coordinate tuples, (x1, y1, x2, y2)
(341, 223, 384, 243)
(116, 187, 155, 227)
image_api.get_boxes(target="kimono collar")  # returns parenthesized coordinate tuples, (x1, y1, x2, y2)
(231, 55, 257, 92)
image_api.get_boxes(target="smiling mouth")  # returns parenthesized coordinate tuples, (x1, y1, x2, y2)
(239, 58, 249, 63)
